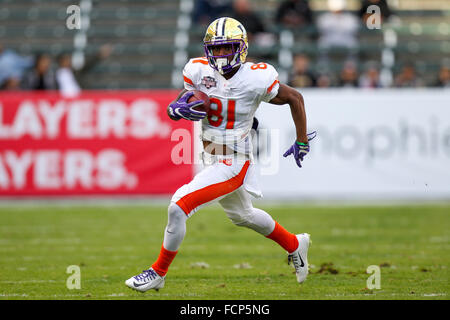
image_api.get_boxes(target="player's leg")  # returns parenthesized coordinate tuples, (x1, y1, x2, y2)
(218, 186, 274, 235)
(150, 202, 186, 277)
(125, 201, 189, 292)
(155, 160, 250, 272)
(219, 187, 311, 283)
(218, 187, 297, 249)
(125, 159, 251, 291)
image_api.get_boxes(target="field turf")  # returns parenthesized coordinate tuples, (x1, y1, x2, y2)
(0, 203, 448, 300)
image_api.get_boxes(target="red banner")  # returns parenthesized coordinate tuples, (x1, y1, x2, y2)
(0, 90, 194, 196)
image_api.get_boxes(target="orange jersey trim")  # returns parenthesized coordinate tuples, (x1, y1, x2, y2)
(183, 76, 194, 86)
(176, 160, 250, 215)
(267, 80, 279, 93)
(192, 58, 208, 65)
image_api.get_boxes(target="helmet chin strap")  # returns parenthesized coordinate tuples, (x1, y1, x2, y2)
(216, 58, 228, 75)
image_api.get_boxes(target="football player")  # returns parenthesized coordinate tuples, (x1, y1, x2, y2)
(126, 17, 316, 292)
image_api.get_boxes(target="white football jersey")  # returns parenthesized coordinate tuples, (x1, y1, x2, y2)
(183, 57, 280, 155)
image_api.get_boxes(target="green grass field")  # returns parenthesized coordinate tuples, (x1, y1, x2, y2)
(0, 203, 448, 300)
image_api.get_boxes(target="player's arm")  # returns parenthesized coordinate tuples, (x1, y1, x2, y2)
(167, 59, 207, 121)
(269, 83, 308, 143)
(269, 83, 316, 168)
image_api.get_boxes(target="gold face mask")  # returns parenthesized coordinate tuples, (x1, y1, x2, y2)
(203, 17, 248, 75)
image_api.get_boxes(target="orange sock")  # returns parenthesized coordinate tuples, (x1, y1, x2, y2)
(265, 221, 299, 253)
(151, 245, 178, 277)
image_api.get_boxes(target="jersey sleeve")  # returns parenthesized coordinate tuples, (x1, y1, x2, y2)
(259, 63, 280, 103)
(182, 59, 198, 90)
(182, 57, 209, 90)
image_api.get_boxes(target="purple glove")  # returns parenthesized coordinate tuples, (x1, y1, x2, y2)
(168, 91, 207, 121)
(283, 131, 317, 168)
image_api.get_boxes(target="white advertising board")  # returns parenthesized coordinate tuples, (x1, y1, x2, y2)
(253, 89, 450, 200)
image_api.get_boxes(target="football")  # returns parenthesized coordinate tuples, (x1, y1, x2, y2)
(187, 90, 210, 113)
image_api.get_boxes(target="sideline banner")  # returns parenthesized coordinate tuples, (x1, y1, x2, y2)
(254, 89, 450, 200)
(0, 90, 193, 196)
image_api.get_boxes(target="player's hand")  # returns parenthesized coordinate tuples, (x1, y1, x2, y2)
(168, 91, 207, 121)
(283, 131, 317, 168)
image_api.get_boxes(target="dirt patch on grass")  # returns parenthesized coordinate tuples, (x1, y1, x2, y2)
(314, 262, 339, 274)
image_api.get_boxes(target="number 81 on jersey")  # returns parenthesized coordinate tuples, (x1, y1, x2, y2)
(208, 97, 236, 129)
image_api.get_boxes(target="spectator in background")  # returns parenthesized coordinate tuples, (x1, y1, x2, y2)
(0, 43, 34, 89)
(231, 0, 265, 40)
(275, 0, 313, 29)
(359, 62, 381, 88)
(0, 77, 21, 90)
(394, 63, 424, 88)
(317, 0, 359, 51)
(359, 0, 392, 25)
(338, 60, 359, 87)
(433, 65, 450, 88)
(193, 0, 233, 26)
(231, 0, 276, 59)
(56, 53, 81, 97)
(21, 53, 57, 90)
(56, 44, 112, 97)
(288, 53, 317, 87)
(316, 73, 332, 88)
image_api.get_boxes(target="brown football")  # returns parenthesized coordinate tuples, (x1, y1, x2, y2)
(187, 90, 210, 113)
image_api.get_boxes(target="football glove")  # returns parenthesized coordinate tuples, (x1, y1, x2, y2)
(283, 131, 317, 168)
(168, 91, 207, 121)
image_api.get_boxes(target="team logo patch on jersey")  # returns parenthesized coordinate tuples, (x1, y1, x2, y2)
(201, 76, 217, 89)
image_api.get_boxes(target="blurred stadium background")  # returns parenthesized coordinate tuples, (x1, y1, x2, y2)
(0, 0, 449, 90)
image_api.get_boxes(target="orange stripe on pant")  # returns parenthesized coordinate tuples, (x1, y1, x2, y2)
(176, 160, 250, 215)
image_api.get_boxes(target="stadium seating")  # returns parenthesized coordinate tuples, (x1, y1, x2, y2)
(0, 0, 448, 89)
(86, 0, 179, 89)
(187, 0, 449, 86)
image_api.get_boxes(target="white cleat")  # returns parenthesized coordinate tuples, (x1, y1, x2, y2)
(288, 233, 311, 284)
(125, 268, 165, 292)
